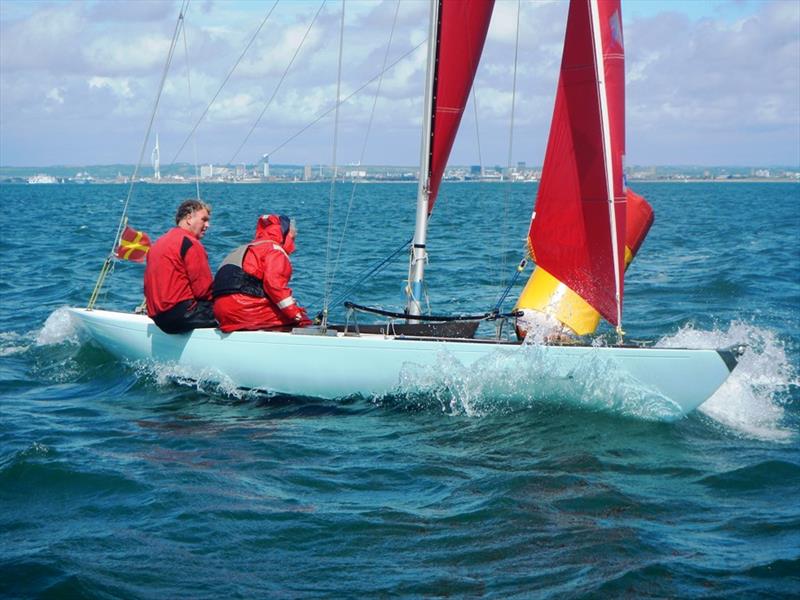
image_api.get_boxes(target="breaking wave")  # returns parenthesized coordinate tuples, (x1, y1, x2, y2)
(656, 320, 797, 442)
(130, 359, 267, 402)
(0, 308, 81, 357)
(35, 307, 82, 346)
(387, 345, 686, 422)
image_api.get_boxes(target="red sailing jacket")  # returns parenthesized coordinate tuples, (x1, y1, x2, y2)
(143, 227, 213, 317)
(213, 216, 310, 332)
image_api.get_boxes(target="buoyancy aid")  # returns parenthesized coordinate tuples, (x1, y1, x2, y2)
(212, 215, 309, 332)
(212, 240, 272, 299)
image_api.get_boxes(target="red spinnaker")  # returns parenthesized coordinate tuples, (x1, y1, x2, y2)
(427, 0, 494, 212)
(528, 0, 627, 325)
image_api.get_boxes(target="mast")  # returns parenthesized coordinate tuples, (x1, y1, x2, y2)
(406, 0, 441, 318)
(589, 0, 623, 331)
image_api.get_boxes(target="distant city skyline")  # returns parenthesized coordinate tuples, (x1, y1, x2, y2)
(1, 0, 798, 168)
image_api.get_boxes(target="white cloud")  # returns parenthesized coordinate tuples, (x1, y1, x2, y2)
(207, 92, 259, 122)
(625, 0, 800, 163)
(0, 0, 797, 166)
(46, 87, 64, 105)
(88, 76, 134, 99)
(0, 4, 85, 72)
(84, 35, 172, 74)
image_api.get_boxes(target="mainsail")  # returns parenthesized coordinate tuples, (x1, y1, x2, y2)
(528, 0, 627, 326)
(426, 0, 495, 211)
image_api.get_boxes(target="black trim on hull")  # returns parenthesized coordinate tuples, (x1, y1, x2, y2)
(331, 321, 480, 339)
(717, 344, 746, 373)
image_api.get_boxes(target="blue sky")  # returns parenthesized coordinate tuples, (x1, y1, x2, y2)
(1, 0, 798, 167)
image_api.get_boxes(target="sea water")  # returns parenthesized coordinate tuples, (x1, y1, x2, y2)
(1, 181, 798, 597)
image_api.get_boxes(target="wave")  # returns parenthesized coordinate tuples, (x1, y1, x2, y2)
(35, 306, 82, 346)
(699, 459, 800, 492)
(656, 320, 798, 442)
(385, 346, 686, 422)
(0, 307, 82, 357)
(130, 359, 268, 402)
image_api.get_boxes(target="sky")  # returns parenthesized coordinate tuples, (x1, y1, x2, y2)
(0, 0, 798, 168)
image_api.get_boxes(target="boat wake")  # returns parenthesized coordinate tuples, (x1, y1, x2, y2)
(656, 321, 798, 441)
(0, 307, 80, 357)
(389, 345, 687, 422)
(130, 360, 266, 402)
(35, 306, 83, 347)
(383, 322, 798, 436)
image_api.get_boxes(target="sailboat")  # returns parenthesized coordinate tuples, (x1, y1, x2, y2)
(68, 0, 740, 416)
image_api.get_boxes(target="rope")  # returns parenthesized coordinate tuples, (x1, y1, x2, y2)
(227, 0, 326, 167)
(329, 0, 401, 291)
(169, 0, 279, 165)
(88, 0, 189, 309)
(493, 258, 527, 313)
(321, 0, 346, 327)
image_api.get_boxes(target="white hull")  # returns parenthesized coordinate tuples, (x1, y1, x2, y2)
(69, 308, 737, 417)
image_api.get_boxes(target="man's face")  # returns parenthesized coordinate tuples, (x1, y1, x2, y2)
(183, 208, 210, 239)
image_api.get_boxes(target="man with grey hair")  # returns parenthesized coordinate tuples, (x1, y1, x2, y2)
(143, 199, 218, 333)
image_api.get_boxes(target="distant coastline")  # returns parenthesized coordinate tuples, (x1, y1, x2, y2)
(1, 177, 798, 186)
(1, 163, 798, 185)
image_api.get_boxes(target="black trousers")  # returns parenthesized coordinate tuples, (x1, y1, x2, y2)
(153, 299, 217, 334)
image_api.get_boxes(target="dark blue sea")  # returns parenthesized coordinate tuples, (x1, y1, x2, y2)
(1, 181, 798, 598)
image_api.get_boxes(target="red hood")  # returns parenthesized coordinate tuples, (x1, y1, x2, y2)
(254, 214, 295, 254)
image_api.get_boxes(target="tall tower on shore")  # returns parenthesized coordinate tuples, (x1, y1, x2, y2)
(262, 154, 270, 178)
(151, 134, 161, 181)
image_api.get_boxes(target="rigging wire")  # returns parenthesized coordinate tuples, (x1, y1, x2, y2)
(321, 0, 346, 327)
(470, 86, 483, 177)
(264, 39, 425, 159)
(328, 0, 401, 293)
(497, 0, 521, 299)
(88, 0, 190, 309)
(181, 14, 202, 200)
(168, 0, 279, 165)
(227, 0, 326, 167)
(310, 236, 412, 319)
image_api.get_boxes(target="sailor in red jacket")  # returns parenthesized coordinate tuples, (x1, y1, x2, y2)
(143, 199, 218, 334)
(212, 214, 311, 332)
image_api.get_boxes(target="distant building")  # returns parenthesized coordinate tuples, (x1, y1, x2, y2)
(235, 164, 246, 179)
(262, 154, 270, 178)
(470, 165, 482, 177)
(28, 174, 58, 184)
(151, 134, 161, 181)
(303, 165, 313, 181)
(200, 164, 213, 179)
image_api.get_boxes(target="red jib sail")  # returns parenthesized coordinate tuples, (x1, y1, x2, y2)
(427, 0, 494, 212)
(528, 0, 627, 326)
